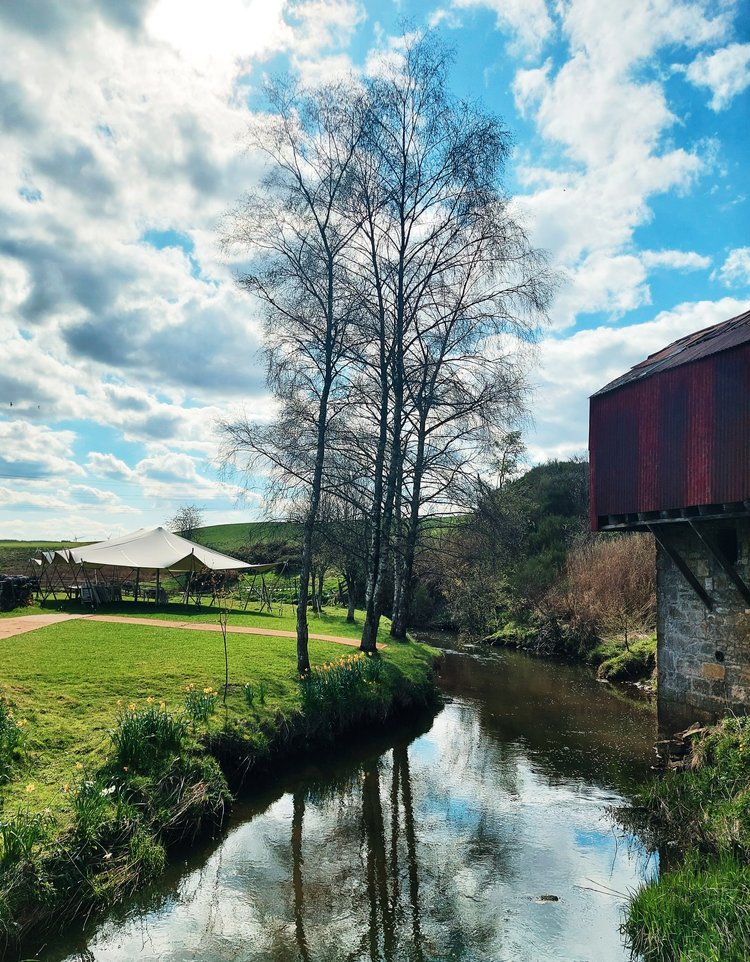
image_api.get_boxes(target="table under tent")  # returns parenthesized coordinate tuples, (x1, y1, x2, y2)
(33, 527, 282, 609)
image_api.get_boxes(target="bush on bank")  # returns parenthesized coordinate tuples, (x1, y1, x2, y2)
(623, 716, 750, 961)
(589, 634, 656, 683)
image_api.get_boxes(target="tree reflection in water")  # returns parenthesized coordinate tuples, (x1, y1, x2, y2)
(39, 648, 655, 962)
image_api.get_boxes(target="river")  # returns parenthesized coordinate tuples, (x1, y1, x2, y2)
(40, 641, 657, 962)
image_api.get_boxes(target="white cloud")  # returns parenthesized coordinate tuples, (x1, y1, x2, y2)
(0, 421, 84, 480)
(86, 452, 136, 481)
(450, 0, 554, 57)
(146, 0, 289, 73)
(686, 41, 750, 110)
(0, 0, 357, 537)
(641, 249, 711, 270)
(510, 0, 728, 330)
(715, 247, 750, 288)
(286, 0, 365, 80)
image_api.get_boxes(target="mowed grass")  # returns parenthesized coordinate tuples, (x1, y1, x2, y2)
(0, 606, 425, 821)
(2, 598, 368, 641)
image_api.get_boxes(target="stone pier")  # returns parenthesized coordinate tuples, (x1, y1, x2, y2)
(657, 519, 750, 733)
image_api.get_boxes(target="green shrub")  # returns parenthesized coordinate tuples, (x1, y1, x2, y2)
(0, 809, 55, 867)
(300, 651, 385, 735)
(594, 635, 656, 682)
(184, 684, 218, 724)
(242, 681, 266, 709)
(128, 828, 166, 881)
(0, 693, 26, 783)
(625, 852, 750, 962)
(71, 773, 118, 843)
(111, 702, 186, 771)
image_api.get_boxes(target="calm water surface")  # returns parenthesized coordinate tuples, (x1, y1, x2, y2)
(42, 643, 657, 962)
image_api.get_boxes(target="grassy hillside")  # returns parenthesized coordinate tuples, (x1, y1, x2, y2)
(192, 520, 300, 554)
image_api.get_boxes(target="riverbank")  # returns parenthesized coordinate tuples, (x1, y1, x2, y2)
(484, 618, 657, 687)
(622, 715, 750, 961)
(0, 606, 440, 953)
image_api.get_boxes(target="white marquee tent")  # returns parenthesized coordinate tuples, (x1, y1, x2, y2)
(35, 527, 277, 606)
(47, 527, 254, 572)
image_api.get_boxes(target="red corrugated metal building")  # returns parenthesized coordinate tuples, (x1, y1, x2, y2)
(589, 308, 750, 532)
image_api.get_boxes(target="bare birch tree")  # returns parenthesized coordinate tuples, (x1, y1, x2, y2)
(219, 79, 364, 674)
(351, 34, 553, 646)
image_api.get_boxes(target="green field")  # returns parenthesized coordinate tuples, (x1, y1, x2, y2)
(192, 520, 300, 554)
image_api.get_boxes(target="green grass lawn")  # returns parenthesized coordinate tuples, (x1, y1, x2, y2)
(0, 605, 429, 821)
(2, 597, 365, 638)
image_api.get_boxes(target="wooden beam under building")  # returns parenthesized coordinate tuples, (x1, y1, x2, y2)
(688, 520, 750, 607)
(646, 523, 713, 610)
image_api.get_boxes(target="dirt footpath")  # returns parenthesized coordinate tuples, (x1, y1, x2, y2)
(0, 612, 372, 648)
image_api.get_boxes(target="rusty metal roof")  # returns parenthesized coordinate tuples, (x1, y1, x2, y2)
(592, 307, 750, 397)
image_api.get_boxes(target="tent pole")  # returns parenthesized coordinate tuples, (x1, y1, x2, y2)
(135, 568, 140, 603)
(155, 568, 161, 606)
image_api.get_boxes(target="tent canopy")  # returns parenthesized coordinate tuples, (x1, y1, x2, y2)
(45, 527, 262, 573)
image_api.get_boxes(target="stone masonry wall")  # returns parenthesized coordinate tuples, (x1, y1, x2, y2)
(658, 518, 750, 731)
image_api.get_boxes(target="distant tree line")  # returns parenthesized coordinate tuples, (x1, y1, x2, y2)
(219, 31, 554, 672)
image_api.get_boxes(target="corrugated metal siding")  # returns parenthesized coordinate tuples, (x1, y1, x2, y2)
(589, 342, 750, 528)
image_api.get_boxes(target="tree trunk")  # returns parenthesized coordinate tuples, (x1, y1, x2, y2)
(296, 530, 314, 674)
(391, 418, 424, 640)
(295, 255, 335, 674)
(343, 567, 356, 623)
(361, 251, 405, 651)
(311, 562, 321, 614)
(360, 245, 389, 652)
(317, 567, 324, 610)
(292, 792, 311, 962)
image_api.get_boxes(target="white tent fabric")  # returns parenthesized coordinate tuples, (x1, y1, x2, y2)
(48, 527, 258, 572)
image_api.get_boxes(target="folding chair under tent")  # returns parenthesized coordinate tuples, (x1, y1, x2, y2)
(34, 527, 272, 608)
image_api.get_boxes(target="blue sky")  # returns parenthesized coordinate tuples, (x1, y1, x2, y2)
(1, 0, 748, 539)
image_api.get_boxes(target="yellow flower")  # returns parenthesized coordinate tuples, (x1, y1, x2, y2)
(147, 696, 154, 703)
(16, 718, 28, 727)
(116, 699, 123, 707)
(159, 701, 166, 710)
(128, 703, 136, 711)
(26, 783, 35, 793)
(203, 687, 212, 694)
(62, 783, 70, 793)
(75, 762, 83, 770)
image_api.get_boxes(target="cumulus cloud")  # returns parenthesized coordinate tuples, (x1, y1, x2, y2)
(510, 0, 731, 329)
(0, 422, 84, 480)
(686, 41, 750, 110)
(714, 247, 750, 288)
(0, 0, 359, 537)
(641, 249, 711, 271)
(449, 0, 554, 57)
